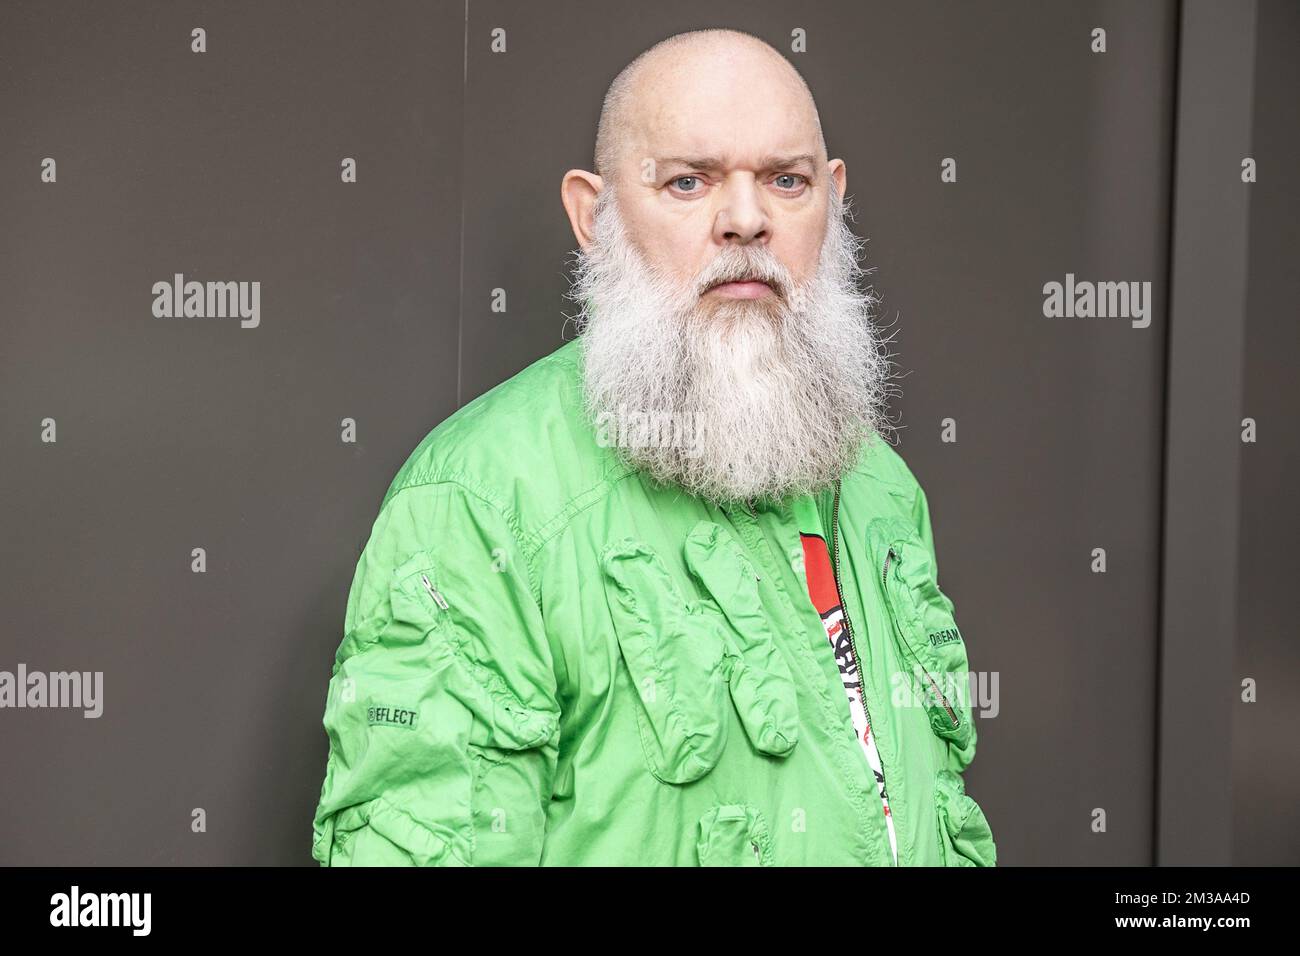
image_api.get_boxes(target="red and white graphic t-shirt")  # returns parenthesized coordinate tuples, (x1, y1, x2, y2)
(790, 494, 899, 864)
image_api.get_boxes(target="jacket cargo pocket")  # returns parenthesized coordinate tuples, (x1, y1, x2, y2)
(934, 769, 997, 866)
(601, 537, 731, 784)
(696, 804, 774, 866)
(325, 794, 471, 866)
(683, 520, 799, 758)
(332, 549, 452, 663)
(868, 517, 975, 760)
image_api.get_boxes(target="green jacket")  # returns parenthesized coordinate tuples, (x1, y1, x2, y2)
(312, 338, 997, 866)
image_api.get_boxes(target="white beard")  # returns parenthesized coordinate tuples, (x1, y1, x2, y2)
(567, 185, 894, 507)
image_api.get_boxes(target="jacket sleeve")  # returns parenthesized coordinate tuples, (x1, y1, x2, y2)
(911, 481, 978, 775)
(312, 480, 561, 866)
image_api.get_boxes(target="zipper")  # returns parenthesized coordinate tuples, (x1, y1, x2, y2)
(420, 573, 449, 610)
(882, 547, 959, 730)
(830, 478, 897, 865)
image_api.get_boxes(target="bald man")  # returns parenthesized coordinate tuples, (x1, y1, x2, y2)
(312, 28, 996, 867)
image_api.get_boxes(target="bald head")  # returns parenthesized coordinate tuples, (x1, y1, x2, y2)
(593, 29, 827, 187)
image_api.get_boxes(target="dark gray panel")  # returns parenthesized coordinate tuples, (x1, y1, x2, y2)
(1157, 0, 1256, 867)
(1231, 0, 1300, 867)
(0, 0, 464, 864)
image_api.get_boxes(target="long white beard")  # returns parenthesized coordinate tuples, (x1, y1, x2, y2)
(567, 185, 894, 507)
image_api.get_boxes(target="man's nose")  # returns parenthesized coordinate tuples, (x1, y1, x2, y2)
(712, 175, 770, 245)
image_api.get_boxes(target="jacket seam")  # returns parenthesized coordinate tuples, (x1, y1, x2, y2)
(382, 466, 640, 607)
(523, 468, 641, 558)
(383, 473, 541, 604)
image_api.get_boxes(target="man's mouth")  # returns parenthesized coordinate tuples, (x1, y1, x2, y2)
(705, 277, 776, 300)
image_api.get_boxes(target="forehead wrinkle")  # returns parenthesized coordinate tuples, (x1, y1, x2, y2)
(655, 153, 820, 174)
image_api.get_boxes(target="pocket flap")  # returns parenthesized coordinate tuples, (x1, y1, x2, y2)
(868, 518, 975, 753)
(934, 769, 997, 867)
(601, 537, 730, 784)
(683, 521, 799, 758)
(696, 804, 773, 866)
(326, 794, 471, 866)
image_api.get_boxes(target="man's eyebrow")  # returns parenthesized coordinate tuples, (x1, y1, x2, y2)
(656, 154, 819, 174)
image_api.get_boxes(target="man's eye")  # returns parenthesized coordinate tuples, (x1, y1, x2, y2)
(671, 175, 701, 192)
(774, 174, 808, 191)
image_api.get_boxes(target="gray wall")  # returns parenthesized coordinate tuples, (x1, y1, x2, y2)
(0, 0, 1292, 865)
(1231, 0, 1299, 867)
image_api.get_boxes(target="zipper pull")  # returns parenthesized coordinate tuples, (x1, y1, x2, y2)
(420, 573, 449, 610)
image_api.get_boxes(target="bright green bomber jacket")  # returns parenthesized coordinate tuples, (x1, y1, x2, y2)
(312, 337, 997, 867)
